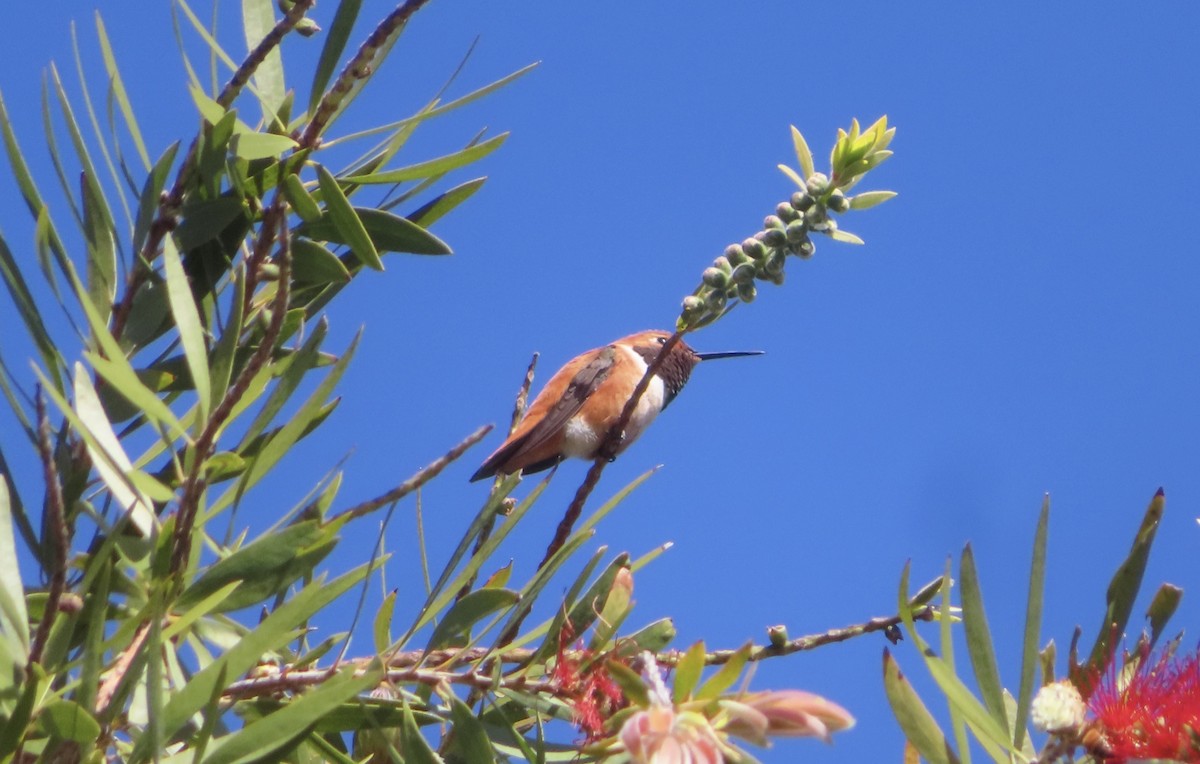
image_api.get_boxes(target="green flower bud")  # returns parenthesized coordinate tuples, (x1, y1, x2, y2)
(731, 262, 757, 284)
(785, 219, 807, 244)
(768, 624, 789, 648)
(794, 238, 815, 258)
(765, 270, 786, 286)
(790, 191, 814, 211)
(765, 250, 786, 277)
(705, 290, 727, 312)
(294, 18, 321, 36)
(702, 267, 729, 289)
(762, 228, 787, 249)
(743, 237, 766, 260)
(712, 256, 732, 274)
(804, 205, 827, 227)
(806, 172, 829, 196)
(737, 282, 757, 303)
(775, 202, 798, 222)
(682, 295, 705, 313)
(828, 189, 849, 213)
(724, 243, 747, 265)
(763, 214, 785, 230)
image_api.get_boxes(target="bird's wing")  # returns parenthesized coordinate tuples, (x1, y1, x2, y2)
(469, 346, 618, 481)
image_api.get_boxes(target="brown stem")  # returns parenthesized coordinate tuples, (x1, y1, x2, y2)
(169, 200, 292, 575)
(538, 332, 686, 570)
(29, 390, 69, 666)
(329, 425, 493, 525)
(298, 0, 435, 150)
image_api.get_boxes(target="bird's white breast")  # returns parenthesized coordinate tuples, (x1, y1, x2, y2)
(561, 344, 665, 459)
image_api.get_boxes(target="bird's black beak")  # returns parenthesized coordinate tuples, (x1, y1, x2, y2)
(694, 350, 765, 361)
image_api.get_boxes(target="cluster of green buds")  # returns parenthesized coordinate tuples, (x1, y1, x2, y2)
(678, 117, 897, 330)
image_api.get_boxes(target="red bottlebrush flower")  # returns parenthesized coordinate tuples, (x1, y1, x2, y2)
(551, 625, 628, 740)
(1087, 647, 1200, 763)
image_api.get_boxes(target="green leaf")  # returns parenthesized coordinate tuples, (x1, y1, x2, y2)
(407, 176, 486, 227)
(241, 0, 285, 122)
(40, 699, 102, 744)
(292, 238, 351, 284)
(620, 618, 676, 655)
(0, 231, 62, 391)
(42, 363, 156, 537)
(1146, 583, 1183, 649)
(424, 588, 519, 652)
(1014, 497, 1049, 750)
(95, 12, 150, 170)
(849, 190, 897, 210)
(448, 695, 496, 763)
(176, 196, 247, 252)
(161, 235, 212, 422)
(209, 266, 246, 405)
(883, 650, 960, 764)
(80, 172, 117, 320)
(238, 330, 359, 491)
(316, 163, 383, 270)
(132, 141, 180, 253)
(282, 173, 322, 223)
(1087, 489, 1164, 669)
(696, 642, 752, 701)
(0, 481, 30, 659)
(345, 133, 508, 184)
(308, 0, 363, 117)
(374, 590, 397, 655)
(400, 699, 445, 764)
(959, 544, 1009, 735)
(202, 663, 384, 764)
(673, 641, 706, 703)
(791, 125, 815, 180)
(897, 563, 1015, 758)
(86, 352, 186, 438)
(178, 521, 336, 612)
(827, 228, 865, 245)
(137, 563, 381, 762)
(230, 131, 298, 161)
(302, 205, 451, 258)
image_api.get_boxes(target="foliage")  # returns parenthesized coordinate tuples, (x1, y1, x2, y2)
(0, 1, 899, 762)
(883, 489, 1194, 764)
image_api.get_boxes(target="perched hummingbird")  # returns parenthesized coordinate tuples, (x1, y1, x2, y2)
(470, 330, 763, 481)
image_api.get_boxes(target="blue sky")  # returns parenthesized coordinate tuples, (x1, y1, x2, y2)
(2, 2, 1200, 761)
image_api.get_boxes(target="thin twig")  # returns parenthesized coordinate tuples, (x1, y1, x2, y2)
(169, 200, 292, 575)
(457, 354, 538, 601)
(537, 332, 686, 570)
(299, 0, 435, 149)
(219, 604, 935, 703)
(29, 390, 69, 666)
(329, 425, 493, 525)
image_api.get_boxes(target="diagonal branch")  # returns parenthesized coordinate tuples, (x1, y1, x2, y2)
(29, 389, 69, 666)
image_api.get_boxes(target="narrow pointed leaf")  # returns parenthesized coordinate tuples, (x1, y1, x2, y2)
(209, 266, 246, 404)
(301, 205, 450, 257)
(408, 177, 486, 227)
(448, 696, 496, 763)
(0, 481, 30, 659)
(95, 12, 150, 169)
(308, 0, 363, 116)
(346, 133, 507, 184)
(133, 141, 180, 252)
(230, 131, 297, 161)
(241, 0, 285, 121)
(1086, 489, 1164, 669)
(673, 641, 706, 703)
(791, 125, 815, 180)
(960, 544, 1009, 734)
(81, 171, 117, 321)
(849, 190, 897, 210)
(282, 173, 322, 223)
(1146, 583, 1182, 651)
(1013, 496, 1048, 750)
(400, 699, 445, 764)
(424, 588, 519, 652)
(291, 238, 351, 284)
(316, 163, 383, 270)
(161, 235, 212, 421)
(884, 650, 960, 764)
(175, 196, 247, 251)
(697, 643, 752, 700)
(374, 590, 397, 655)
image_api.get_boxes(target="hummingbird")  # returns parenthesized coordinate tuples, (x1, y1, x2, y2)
(470, 330, 763, 481)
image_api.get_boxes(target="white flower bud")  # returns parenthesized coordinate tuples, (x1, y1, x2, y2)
(1030, 681, 1085, 733)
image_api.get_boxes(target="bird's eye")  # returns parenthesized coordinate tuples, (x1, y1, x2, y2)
(655, 336, 666, 345)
